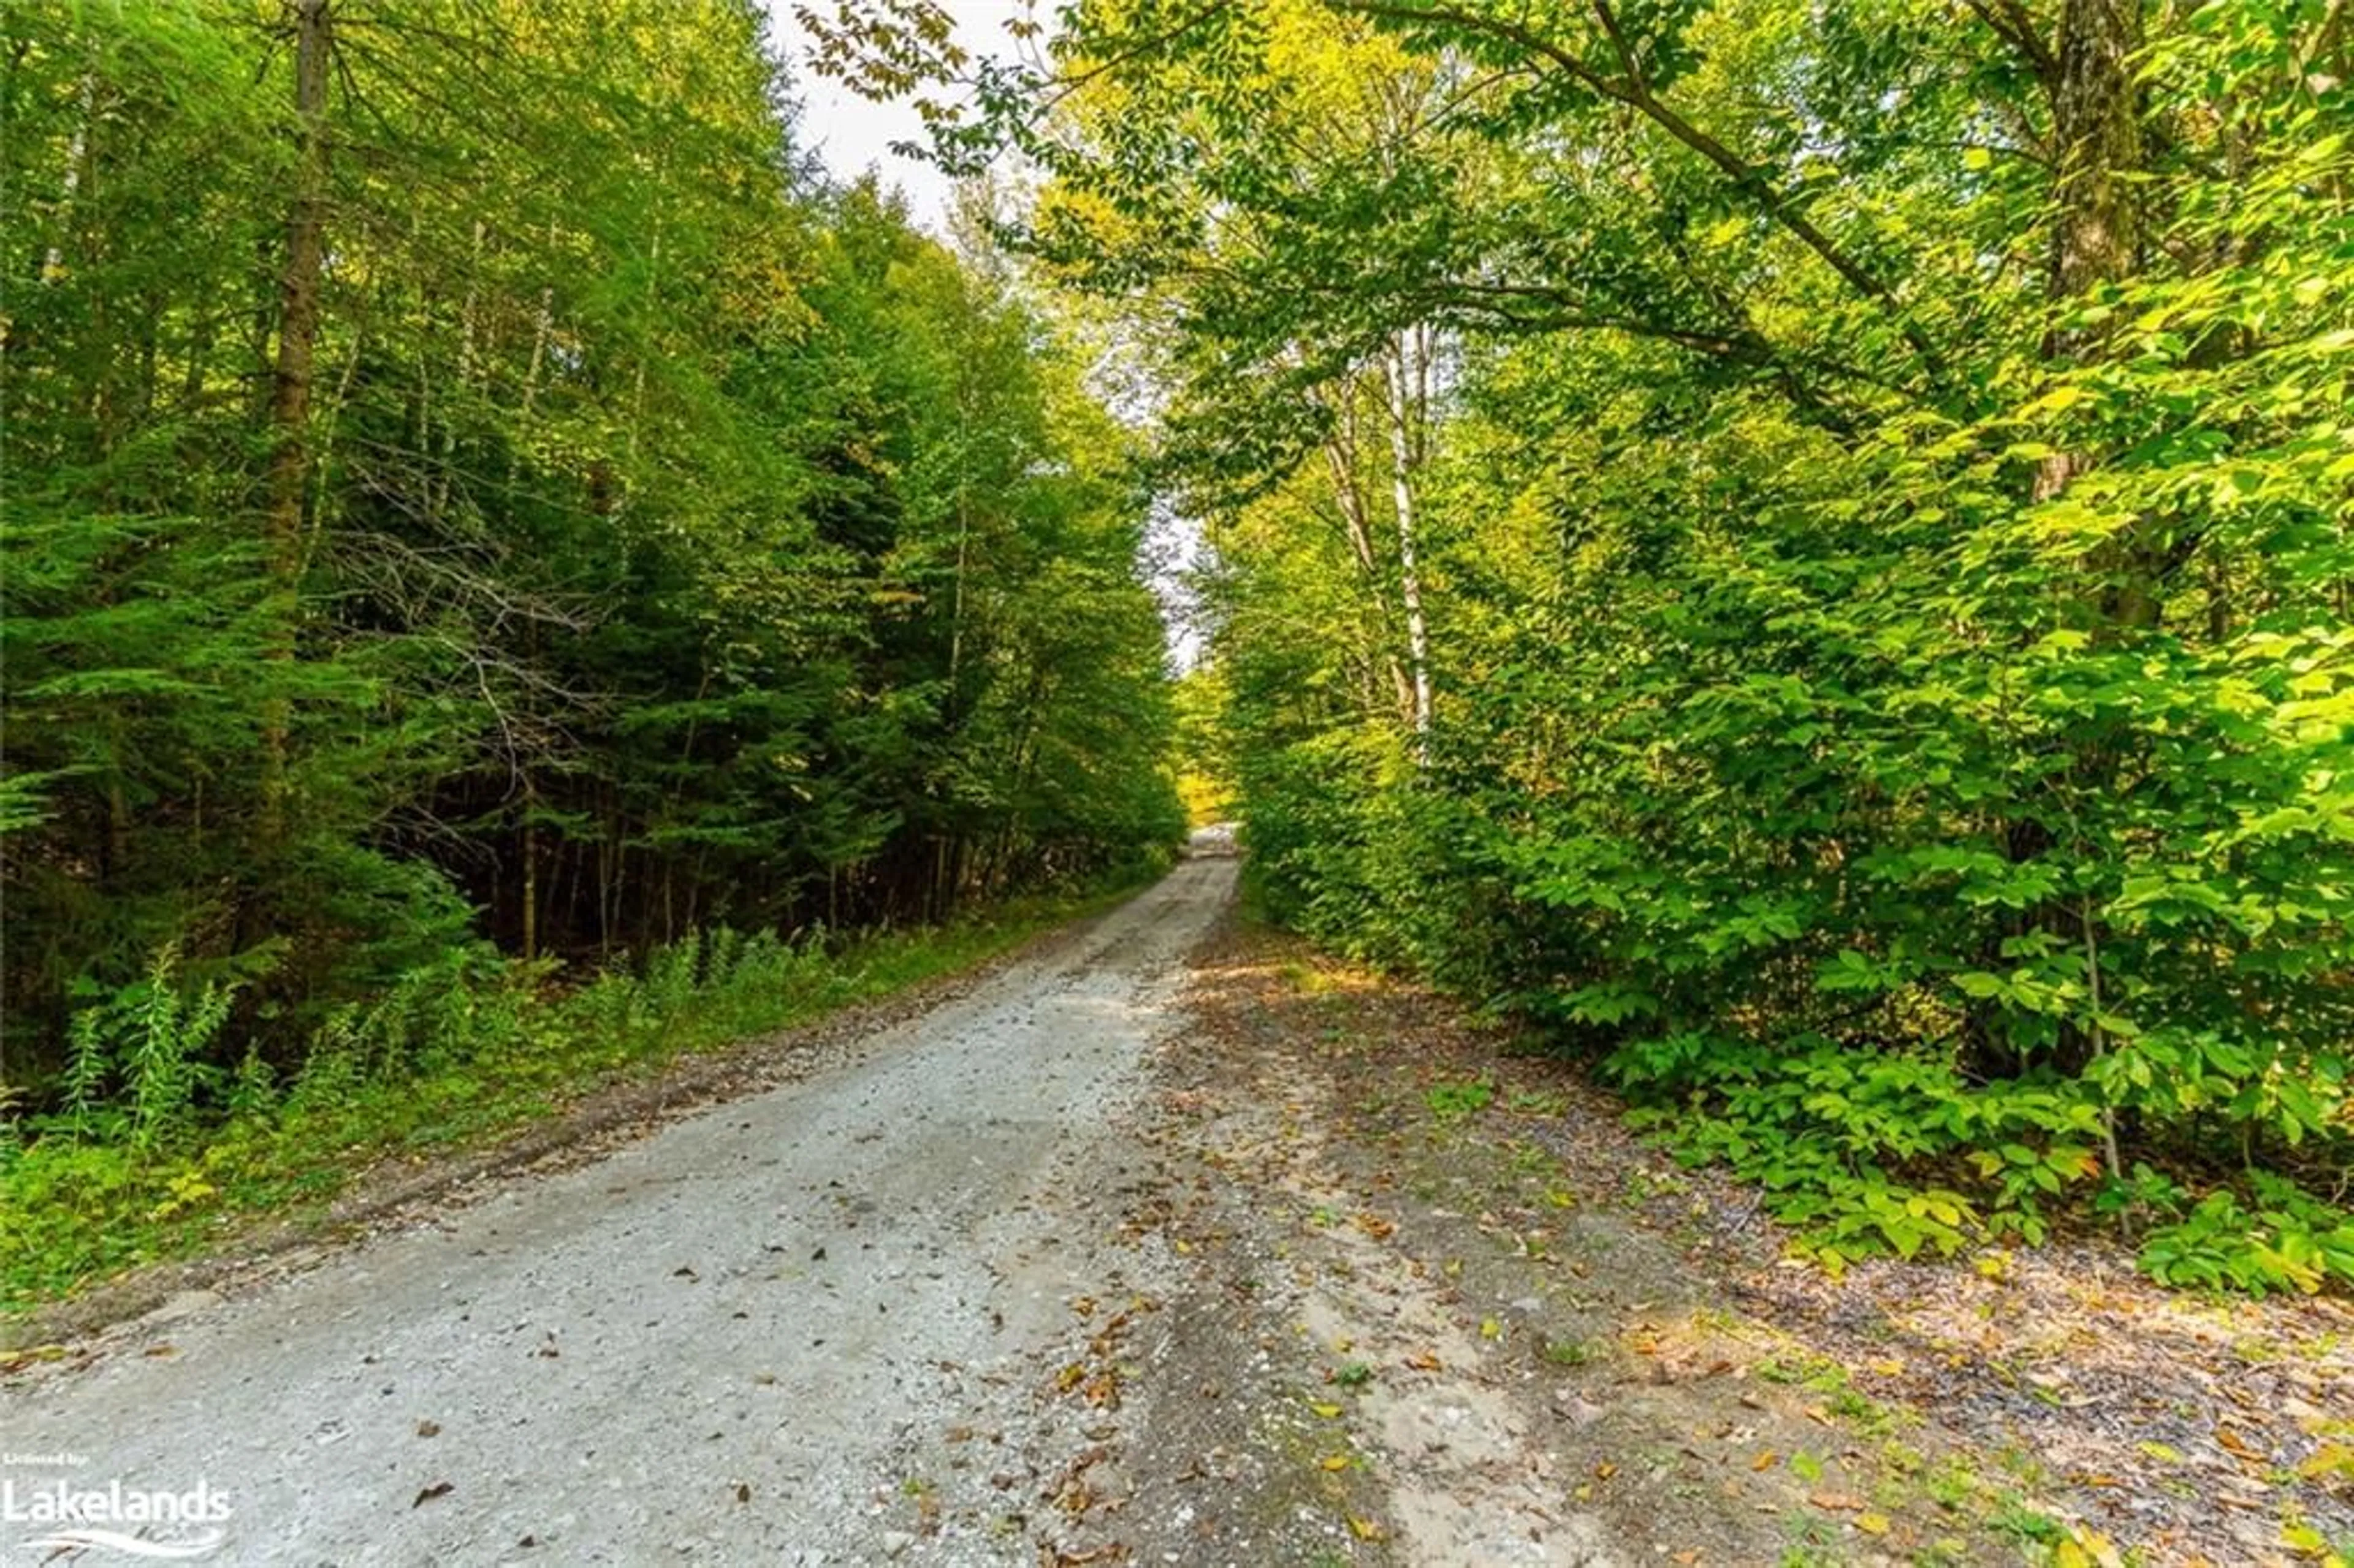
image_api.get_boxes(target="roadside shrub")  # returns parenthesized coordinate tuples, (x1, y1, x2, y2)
(1218, 118, 2354, 1293)
(51, 943, 245, 1149)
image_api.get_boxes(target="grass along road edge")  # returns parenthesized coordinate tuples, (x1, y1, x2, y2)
(0, 870, 1165, 1345)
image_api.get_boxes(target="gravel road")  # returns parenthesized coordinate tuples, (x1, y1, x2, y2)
(18, 841, 2333, 1567)
(1, 858, 1234, 1567)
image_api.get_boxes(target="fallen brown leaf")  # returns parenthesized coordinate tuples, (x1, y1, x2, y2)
(2215, 1426, 2268, 1463)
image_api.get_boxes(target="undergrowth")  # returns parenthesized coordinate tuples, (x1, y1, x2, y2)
(0, 881, 1142, 1317)
(1609, 1035, 2354, 1296)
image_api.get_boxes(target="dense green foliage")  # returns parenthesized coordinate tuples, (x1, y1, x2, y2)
(817, 0, 2354, 1290)
(0, 0, 1181, 1217)
(1170, 664, 1239, 824)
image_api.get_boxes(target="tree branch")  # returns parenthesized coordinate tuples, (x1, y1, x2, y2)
(1331, 0, 1947, 382)
(1962, 0, 2059, 91)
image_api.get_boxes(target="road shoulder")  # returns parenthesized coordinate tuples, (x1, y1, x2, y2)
(1080, 908, 2352, 1567)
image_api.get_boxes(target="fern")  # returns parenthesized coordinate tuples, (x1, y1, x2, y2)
(61, 1007, 113, 1141)
(124, 943, 235, 1149)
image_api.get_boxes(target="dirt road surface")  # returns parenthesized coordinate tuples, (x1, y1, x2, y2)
(4, 860, 1278, 1566)
(9, 857, 1625, 1568)
(17, 854, 2337, 1566)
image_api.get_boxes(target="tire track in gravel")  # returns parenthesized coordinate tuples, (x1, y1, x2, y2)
(0, 859, 1232, 1567)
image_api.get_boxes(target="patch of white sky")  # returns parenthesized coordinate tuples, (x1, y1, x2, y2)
(758, 1, 1033, 234)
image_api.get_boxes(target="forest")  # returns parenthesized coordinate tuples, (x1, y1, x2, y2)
(5, 0, 2352, 1307)
(809, 0, 2354, 1293)
(0, 0, 1182, 1296)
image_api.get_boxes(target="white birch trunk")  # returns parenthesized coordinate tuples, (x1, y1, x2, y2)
(42, 70, 97, 283)
(1382, 333, 1434, 760)
(1320, 402, 1414, 724)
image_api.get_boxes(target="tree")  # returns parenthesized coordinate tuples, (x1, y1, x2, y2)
(804, 0, 2354, 1291)
(1, 0, 1180, 1133)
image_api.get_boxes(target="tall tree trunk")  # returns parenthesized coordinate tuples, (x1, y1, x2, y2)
(105, 714, 130, 881)
(259, 0, 333, 849)
(598, 804, 619, 958)
(625, 218, 662, 474)
(2038, 0, 2150, 622)
(2007, 0, 2148, 1134)
(2047, 0, 2144, 316)
(1382, 332, 1434, 760)
(179, 305, 219, 412)
(1320, 399, 1415, 725)
(39, 69, 96, 284)
(506, 237, 555, 505)
(949, 484, 973, 688)
(430, 217, 486, 523)
(520, 782, 539, 963)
